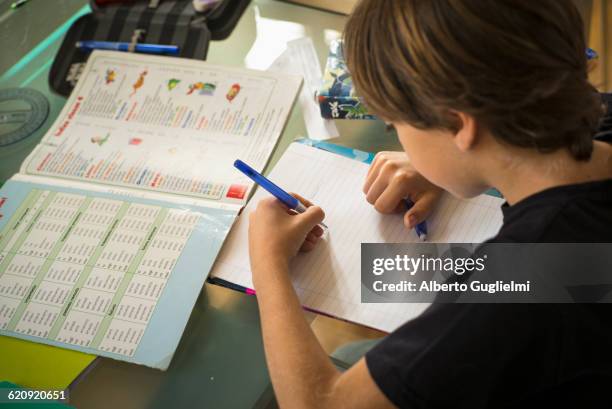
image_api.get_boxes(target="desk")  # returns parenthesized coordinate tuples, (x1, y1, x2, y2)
(0, 1, 389, 407)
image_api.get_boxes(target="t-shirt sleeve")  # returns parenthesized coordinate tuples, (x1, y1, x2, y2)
(365, 303, 536, 409)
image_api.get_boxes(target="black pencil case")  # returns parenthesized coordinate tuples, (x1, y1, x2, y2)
(49, 0, 250, 96)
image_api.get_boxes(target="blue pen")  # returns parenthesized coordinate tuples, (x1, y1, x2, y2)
(234, 159, 328, 228)
(76, 41, 180, 55)
(404, 199, 428, 241)
(586, 48, 598, 61)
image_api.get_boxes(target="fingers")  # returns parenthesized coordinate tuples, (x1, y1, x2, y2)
(256, 197, 288, 214)
(261, 193, 326, 235)
(365, 160, 399, 204)
(373, 173, 414, 213)
(300, 228, 323, 252)
(288, 193, 325, 228)
(310, 224, 324, 237)
(363, 152, 387, 193)
(298, 205, 325, 229)
(300, 240, 317, 252)
(403, 191, 441, 228)
(366, 165, 419, 212)
(289, 192, 314, 208)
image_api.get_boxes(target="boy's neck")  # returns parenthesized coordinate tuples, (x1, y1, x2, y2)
(489, 141, 612, 206)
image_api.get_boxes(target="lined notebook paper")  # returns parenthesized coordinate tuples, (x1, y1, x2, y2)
(211, 143, 504, 332)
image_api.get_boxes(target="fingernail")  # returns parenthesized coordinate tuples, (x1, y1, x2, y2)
(408, 215, 417, 228)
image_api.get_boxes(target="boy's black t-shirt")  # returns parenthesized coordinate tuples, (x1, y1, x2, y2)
(365, 179, 612, 409)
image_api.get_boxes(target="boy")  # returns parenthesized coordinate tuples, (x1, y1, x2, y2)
(247, 1, 612, 408)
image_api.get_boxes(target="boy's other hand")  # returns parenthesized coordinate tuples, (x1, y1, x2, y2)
(248, 193, 325, 277)
(364, 151, 443, 229)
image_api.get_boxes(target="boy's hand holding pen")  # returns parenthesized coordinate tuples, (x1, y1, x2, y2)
(248, 194, 325, 282)
(363, 151, 443, 241)
(235, 160, 326, 280)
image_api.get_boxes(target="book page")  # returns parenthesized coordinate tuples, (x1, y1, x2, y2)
(10, 174, 239, 212)
(22, 51, 301, 206)
(211, 143, 504, 332)
(0, 179, 237, 369)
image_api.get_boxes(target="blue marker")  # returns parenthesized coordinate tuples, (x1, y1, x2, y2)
(404, 199, 428, 241)
(76, 41, 180, 55)
(234, 159, 328, 228)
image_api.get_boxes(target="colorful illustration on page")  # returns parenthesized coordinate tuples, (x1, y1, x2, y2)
(130, 70, 148, 97)
(105, 69, 117, 85)
(200, 82, 216, 96)
(187, 82, 203, 95)
(167, 79, 181, 91)
(187, 82, 217, 96)
(91, 133, 110, 146)
(226, 83, 241, 102)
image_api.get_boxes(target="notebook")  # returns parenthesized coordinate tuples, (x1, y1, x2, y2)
(0, 51, 301, 369)
(211, 143, 505, 332)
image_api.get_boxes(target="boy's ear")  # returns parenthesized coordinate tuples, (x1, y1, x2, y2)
(451, 111, 478, 152)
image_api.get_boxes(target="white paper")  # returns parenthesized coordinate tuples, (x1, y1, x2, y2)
(268, 38, 339, 140)
(21, 51, 302, 206)
(211, 143, 505, 332)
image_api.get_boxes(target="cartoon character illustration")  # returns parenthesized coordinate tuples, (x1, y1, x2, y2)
(187, 82, 203, 95)
(90, 133, 110, 146)
(167, 79, 181, 91)
(226, 83, 241, 102)
(339, 102, 369, 119)
(328, 101, 340, 118)
(200, 82, 216, 96)
(328, 71, 352, 97)
(187, 82, 217, 96)
(130, 70, 148, 97)
(105, 69, 117, 85)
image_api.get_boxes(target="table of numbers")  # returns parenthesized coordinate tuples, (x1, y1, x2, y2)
(0, 189, 200, 357)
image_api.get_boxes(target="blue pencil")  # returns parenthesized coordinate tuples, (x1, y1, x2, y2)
(76, 40, 180, 55)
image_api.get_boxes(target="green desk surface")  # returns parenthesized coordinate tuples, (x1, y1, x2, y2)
(0, 0, 400, 407)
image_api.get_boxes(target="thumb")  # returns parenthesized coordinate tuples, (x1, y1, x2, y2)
(404, 194, 437, 228)
(295, 205, 325, 233)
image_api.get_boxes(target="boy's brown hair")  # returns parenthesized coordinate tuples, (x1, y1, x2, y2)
(344, 0, 604, 160)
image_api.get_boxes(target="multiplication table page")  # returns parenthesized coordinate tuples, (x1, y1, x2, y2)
(0, 180, 236, 369)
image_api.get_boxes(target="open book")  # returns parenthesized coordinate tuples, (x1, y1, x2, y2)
(211, 143, 505, 333)
(0, 51, 301, 369)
